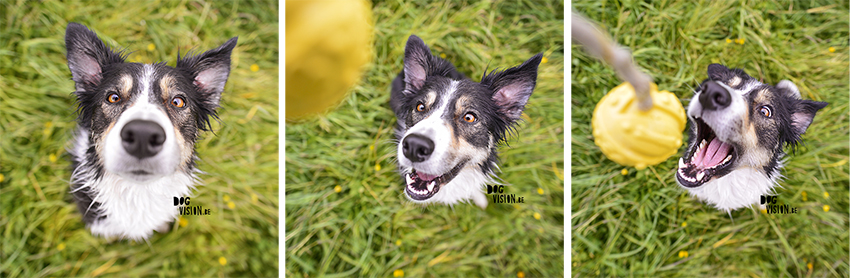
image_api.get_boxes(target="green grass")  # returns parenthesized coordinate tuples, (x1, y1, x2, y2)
(285, 1, 564, 277)
(571, 0, 848, 276)
(0, 0, 279, 277)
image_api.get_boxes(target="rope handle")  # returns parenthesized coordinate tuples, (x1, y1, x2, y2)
(571, 11, 653, 111)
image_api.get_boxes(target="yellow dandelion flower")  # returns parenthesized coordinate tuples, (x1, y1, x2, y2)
(681, 222, 687, 228)
(147, 43, 155, 51)
(250, 64, 259, 72)
(678, 250, 689, 258)
(726, 38, 732, 43)
(439, 53, 446, 59)
(802, 191, 808, 201)
(621, 168, 628, 175)
(179, 216, 188, 227)
(227, 201, 235, 209)
(218, 256, 227, 265)
(57, 243, 66, 251)
(395, 240, 401, 246)
(0, 173, 4, 183)
(517, 271, 525, 278)
(223, 195, 231, 202)
(537, 188, 544, 195)
(43, 121, 53, 136)
(49, 154, 57, 163)
(251, 193, 258, 203)
(829, 47, 835, 53)
(533, 212, 541, 220)
(334, 185, 342, 193)
(807, 262, 813, 270)
(541, 57, 548, 64)
(375, 163, 381, 172)
(823, 192, 829, 199)
(513, 204, 521, 210)
(760, 208, 767, 214)
(393, 269, 404, 277)
(369, 145, 374, 151)
(739, 38, 745, 44)
(823, 205, 829, 212)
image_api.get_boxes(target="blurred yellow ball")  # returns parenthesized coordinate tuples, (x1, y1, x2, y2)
(285, 0, 373, 120)
(592, 82, 686, 169)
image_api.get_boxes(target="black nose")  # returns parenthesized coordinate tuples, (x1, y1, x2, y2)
(402, 134, 434, 163)
(121, 120, 166, 159)
(699, 81, 731, 111)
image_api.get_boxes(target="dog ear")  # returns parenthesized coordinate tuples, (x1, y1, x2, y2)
(706, 64, 730, 81)
(483, 53, 543, 122)
(776, 80, 801, 99)
(402, 35, 432, 92)
(177, 37, 238, 106)
(791, 99, 828, 137)
(65, 23, 126, 91)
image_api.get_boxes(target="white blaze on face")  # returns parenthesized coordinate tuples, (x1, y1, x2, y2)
(102, 64, 182, 182)
(398, 81, 459, 176)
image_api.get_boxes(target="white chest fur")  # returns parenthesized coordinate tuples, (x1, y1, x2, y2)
(84, 171, 196, 240)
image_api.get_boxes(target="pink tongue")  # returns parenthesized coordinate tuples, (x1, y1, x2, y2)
(416, 171, 438, 181)
(695, 138, 731, 168)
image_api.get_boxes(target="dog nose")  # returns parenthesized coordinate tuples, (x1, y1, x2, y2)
(699, 81, 731, 110)
(121, 120, 166, 159)
(402, 134, 434, 163)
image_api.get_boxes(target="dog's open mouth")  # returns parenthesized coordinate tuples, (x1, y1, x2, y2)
(677, 118, 737, 188)
(404, 162, 465, 201)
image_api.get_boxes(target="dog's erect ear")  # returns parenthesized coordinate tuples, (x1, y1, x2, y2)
(177, 37, 238, 106)
(777, 80, 802, 99)
(402, 35, 432, 92)
(706, 64, 730, 81)
(791, 99, 828, 137)
(65, 23, 127, 91)
(483, 53, 543, 122)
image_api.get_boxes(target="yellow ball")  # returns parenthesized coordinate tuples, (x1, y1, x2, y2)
(591, 82, 686, 169)
(285, 0, 373, 120)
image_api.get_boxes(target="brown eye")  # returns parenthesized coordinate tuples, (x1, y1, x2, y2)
(759, 106, 771, 117)
(463, 113, 476, 123)
(107, 92, 120, 103)
(172, 97, 185, 108)
(416, 103, 425, 112)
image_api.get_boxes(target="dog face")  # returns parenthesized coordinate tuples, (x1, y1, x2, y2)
(66, 23, 236, 183)
(391, 35, 541, 208)
(676, 64, 827, 211)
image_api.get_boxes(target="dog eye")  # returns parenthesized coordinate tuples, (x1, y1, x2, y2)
(463, 113, 476, 123)
(107, 92, 121, 103)
(172, 97, 185, 108)
(416, 103, 425, 112)
(759, 106, 772, 117)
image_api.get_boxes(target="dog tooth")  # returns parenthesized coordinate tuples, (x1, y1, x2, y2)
(678, 157, 686, 168)
(405, 174, 414, 186)
(696, 171, 705, 181)
(427, 181, 434, 192)
(722, 155, 732, 164)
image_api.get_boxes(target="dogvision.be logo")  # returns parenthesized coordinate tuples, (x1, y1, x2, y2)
(486, 185, 525, 204)
(174, 197, 211, 216)
(760, 195, 799, 214)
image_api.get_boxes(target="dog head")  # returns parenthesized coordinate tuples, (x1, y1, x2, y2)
(66, 23, 236, 183)
(392, 35, 541, 208)
(676, 64, 827, 211)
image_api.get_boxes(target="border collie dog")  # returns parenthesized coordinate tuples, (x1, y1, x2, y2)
(676, 64, 827, 212)
(66, 23, 236, 240)
(390, 35, 542, 209)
